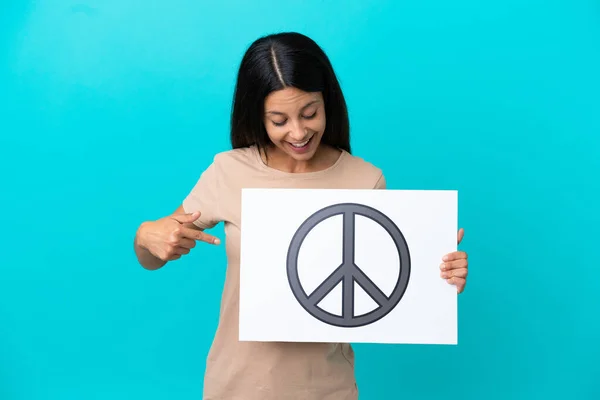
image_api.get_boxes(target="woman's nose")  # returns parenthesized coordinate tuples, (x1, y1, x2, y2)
(288, 123, 308, 141)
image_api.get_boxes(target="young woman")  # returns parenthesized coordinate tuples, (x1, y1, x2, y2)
(134, 32, 469, 400)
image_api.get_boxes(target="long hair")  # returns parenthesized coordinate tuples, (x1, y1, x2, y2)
(230, 32, 351, 154)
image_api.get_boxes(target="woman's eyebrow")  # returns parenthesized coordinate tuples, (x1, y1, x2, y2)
(265, 100, 320, 115)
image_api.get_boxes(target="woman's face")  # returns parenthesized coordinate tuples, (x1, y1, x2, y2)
(263, 87, 326, 162)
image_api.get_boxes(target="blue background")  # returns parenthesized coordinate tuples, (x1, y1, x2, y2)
(1, 1, 599, 399)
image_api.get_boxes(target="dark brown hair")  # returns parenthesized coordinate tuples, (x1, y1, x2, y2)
(230, 32, 351, 154)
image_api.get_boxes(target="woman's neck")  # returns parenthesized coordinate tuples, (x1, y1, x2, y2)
(262, 144, 341, 173)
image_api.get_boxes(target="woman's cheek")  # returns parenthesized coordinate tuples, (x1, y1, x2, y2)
(309, 118, 326, 134)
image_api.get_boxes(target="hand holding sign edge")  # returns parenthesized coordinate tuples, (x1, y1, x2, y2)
(440, 228, 468, 294)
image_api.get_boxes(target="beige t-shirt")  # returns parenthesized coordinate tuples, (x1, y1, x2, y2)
(183, 145, 385, 400)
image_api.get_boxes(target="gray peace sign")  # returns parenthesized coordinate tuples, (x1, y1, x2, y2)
(286, 203, 411, 328)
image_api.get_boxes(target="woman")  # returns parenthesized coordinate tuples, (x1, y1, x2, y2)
(134, 32, 469, 400)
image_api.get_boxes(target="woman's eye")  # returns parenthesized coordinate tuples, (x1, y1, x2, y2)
(272, 120, 287, 127)
(303, 111, 317, 119)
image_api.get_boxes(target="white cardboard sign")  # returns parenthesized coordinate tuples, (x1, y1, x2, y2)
(239, 189, 458, 345)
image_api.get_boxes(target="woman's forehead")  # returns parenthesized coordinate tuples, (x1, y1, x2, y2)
(265, 88, 323, 111)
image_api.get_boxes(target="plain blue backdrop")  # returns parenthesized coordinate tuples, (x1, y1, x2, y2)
(1, 1, 599, 399)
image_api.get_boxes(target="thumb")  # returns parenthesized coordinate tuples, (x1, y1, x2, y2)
(457, 228, 465, 245)
(172, 211, 201, 224)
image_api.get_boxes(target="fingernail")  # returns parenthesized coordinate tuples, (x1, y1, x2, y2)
(214, 238, 221, 245)
(441, 272, 448, 278)
(440, 263, 446, 270)
(442, 255, 449, 261)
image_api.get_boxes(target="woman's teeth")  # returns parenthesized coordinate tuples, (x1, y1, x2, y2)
(290, 138, 310, 148)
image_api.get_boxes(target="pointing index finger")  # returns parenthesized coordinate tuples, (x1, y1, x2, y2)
(181, 226, 221, 245)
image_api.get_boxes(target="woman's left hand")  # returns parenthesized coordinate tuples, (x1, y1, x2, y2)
(440, 228, 469, 294)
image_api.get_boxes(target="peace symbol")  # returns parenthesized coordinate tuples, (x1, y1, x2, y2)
(286, 203, 411, 328)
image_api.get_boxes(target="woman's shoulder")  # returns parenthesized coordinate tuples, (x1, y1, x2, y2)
(341, 151, 381, 173)
(339, 149, 383, 176)
(338, 150, 386, 189)
(209, 146, 261, 168)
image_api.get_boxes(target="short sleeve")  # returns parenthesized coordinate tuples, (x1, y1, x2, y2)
(182, 159, 221, 230)
(374, 173, 386, 189)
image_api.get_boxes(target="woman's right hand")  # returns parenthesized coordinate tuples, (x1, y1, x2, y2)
(136, 211, 220, 263)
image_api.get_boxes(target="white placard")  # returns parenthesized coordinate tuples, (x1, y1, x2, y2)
(239, 189, 458, 345)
